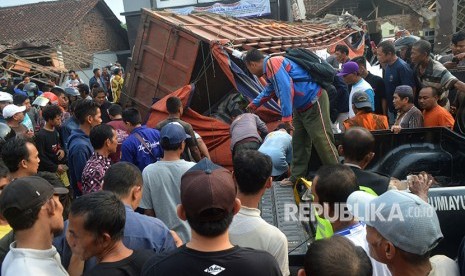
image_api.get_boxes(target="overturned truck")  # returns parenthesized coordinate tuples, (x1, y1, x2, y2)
(123, 9, 365, 168)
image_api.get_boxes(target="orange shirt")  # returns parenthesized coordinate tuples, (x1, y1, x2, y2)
(423, 105, 455, 129)
(343, 112, 389, 131)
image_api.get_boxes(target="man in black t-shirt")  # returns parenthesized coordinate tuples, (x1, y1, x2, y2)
(35, 105, 66, 174)
(141, 158, 282, 276)
(67, 191, 154, 276)
(352, 56, 387, 115)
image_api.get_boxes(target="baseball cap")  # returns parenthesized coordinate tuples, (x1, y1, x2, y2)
(2, 104, 26, 119)
(0, 176, 68, 219)
(0, 92, 13, 103)
(337, 61, 359, 77)
(347, 190, 443, 255)
(352, 91, 372, 110)
(160, 122, 191, 145)
(180, 158, 237, 222)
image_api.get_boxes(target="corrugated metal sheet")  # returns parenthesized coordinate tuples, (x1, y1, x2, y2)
(148, 10, 358, 53)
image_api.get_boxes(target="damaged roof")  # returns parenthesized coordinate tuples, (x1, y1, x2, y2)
(149, 11, 360, 54)
(0, 0, 122, 47)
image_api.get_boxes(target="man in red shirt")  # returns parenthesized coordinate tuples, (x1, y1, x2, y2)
(418, 87, 455, 129)
(107, 104, 129, 163)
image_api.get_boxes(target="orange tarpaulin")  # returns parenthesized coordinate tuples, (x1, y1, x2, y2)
(146, 84, 280, 169)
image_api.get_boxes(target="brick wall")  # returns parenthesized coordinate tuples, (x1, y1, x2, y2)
(62, 6, 128, 68)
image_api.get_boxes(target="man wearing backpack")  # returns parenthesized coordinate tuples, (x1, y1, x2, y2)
(245, 49, 339, 187)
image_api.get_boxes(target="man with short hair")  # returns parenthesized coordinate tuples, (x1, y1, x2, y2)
(140, 122, 196, 243)
(258, 123, 292, 180)
(343, 92, 388, 131)
(0, 176, 69, 276)
(103, 162, 177, 251)
(141, 158, 282, 276)
(298, 235, 373, 276)
(67, 99, 102, 197)
(391, 85, 423, 133)
(337, 62, 375, 118)
(339, 127, 390, 195)
(376, 40, 416, 124)
(121, 107, 163, 172)
(3, 104, 32, 138)
(81, 124, 117, 194)
(230, 150, 289, 275)
(348, 190, 460, 276)
(411, 39, 465, 109)
(107, 104, 129, 163)
(440, 30, 465, 68)
(155, 96, 201, 162)
(1, 138, 40, 180)
(77, 83, 92, 100)
(65, 70, 82, 90)
(334, 44, 351, 64)
(67, 191, 154, 275)
(311, 165, 390, 276)
(0, 92, 13, 124)
(35, 105, 66, 174)
(244, 48, 339, 187)
(418, 87, 455, 129)
(92, 87, 112, 123)
(230, 110, 268, 158)
(352, 56, 387, 115)
(89, 68, 107, 92)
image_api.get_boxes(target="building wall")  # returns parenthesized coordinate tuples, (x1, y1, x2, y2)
(379, 14, 425, 36)
(62, 6, 128, 68)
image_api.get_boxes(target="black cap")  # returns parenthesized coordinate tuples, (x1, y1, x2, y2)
(0, 176, 68, 217)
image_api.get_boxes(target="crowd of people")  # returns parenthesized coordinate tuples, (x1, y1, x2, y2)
(0, 28, 463, 276)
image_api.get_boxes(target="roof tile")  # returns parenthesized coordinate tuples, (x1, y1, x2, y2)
(150, 11, 358, 53)
(0, 0, 99, 46)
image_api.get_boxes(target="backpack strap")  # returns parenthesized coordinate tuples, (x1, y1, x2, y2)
(134, 133, 157, 160)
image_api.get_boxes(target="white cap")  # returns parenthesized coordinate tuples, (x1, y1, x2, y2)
(0, 92, 13, 103)
(3, 104, 26, 119)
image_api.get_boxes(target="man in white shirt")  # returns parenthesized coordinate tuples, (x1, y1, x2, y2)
(337, 61, 375, 118)
(311, 165, 391, 276)
(229, 150, 290, 275)
(0, 176, 69, 276)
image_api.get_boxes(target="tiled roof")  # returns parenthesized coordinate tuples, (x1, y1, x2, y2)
(149, 11, 359, 54)
(0, 0, 104, 46)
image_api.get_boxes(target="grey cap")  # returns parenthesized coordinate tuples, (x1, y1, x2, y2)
(352, 91, 372, 110)
(347, 190, 443, 255)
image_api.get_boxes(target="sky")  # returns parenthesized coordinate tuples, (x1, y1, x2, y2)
(0, 0, 126, 23)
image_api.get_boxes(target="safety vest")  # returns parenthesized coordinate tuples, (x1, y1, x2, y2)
(294, 178, 378, 240)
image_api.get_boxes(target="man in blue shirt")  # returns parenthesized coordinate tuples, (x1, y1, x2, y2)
(258, 123, 292, 181)
(376, 40, 416, 125)
(245, 49, 339, 186)
(67, 99, 101, 197)
(53, 162, 177, 273)
(121, 107, 163, 172)
(88, 68, 107, 93)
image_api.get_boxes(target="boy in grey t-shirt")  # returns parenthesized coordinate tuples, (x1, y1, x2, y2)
(140, 122, 196, 243)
